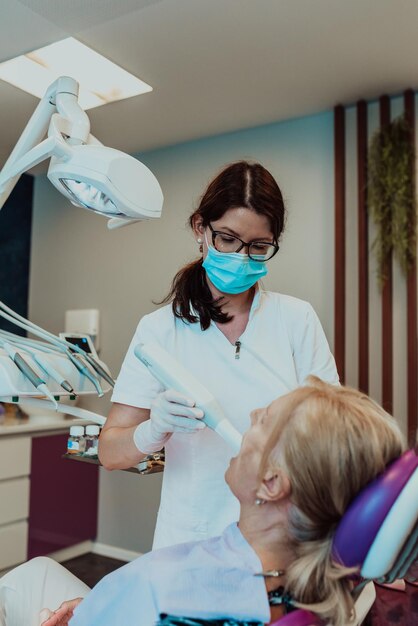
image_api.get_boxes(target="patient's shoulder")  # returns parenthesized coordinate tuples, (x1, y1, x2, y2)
(146, 524, 259, 592)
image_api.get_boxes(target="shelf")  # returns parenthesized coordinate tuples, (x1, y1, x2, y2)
(0, 416, 95, 437)
(62, 453, 164, 475)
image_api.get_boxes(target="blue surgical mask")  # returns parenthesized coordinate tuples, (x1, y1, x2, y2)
(202, 241, 268, 294)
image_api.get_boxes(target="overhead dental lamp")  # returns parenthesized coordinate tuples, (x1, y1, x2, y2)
(0, 76, 163, 228)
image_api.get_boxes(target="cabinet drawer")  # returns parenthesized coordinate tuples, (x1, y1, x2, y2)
(0, 477, 30, 525)
(0, 520, 28, 570)
(0, 437, 31, 480)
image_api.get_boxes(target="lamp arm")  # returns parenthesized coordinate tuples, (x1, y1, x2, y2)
(0, 94, 56, 208)
(56, 91, 90, 145)
(0, 76, 88, 211)
(3, 136, 72, 181)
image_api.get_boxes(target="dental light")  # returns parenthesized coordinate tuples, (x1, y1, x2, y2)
(0, 76, 163, 228)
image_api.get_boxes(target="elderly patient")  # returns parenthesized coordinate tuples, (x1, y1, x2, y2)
(0, 378, 405, 626)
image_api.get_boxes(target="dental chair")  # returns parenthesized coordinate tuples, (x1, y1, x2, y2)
(157, 447, 418, 626)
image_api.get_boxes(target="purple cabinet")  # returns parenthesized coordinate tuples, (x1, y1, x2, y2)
(28, 433, 98, 559)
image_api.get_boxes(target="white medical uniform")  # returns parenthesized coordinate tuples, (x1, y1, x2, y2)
(112, 288, 339, 549)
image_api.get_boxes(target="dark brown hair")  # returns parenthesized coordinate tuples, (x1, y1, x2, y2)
(161, 161, 286, 329)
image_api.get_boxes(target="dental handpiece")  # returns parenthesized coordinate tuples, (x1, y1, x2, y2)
(31, 352, 75, 394)
(2, 342, 58, 409)
(67, 351, 104, 397)
(134, 342, 243, 454)
(83, 353, 115, 388)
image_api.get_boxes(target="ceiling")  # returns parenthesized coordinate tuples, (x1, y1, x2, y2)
(1, 0, 418, 169)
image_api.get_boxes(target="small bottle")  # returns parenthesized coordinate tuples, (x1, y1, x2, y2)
(67, 426, 86, 455)
(84, 425, 100, 457)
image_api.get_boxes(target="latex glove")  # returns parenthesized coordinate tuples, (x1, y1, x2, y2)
(40, 598, 83, 626)
(133, 388, 205, 454)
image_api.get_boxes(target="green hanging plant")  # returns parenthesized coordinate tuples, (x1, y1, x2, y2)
(368, 114, 416, 289)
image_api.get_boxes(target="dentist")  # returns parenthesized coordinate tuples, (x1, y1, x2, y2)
(99, 160, 339, 549)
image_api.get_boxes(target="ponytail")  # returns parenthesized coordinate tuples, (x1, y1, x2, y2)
(285, 515, 355, 626)
(158, 258, 231, 330)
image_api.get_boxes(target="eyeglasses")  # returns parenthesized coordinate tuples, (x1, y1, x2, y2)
(208, 224, 279, 261)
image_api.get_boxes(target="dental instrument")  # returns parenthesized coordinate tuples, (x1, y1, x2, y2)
(0, 305, 111, 403)
(24, 350, 74, 394)
(0, 300, 114, 385)
(58, 331, 115, 388)
(0, 76, 163, 229)
(1, 341, 58, 409)
(82, 354, 115, 388)
(66, 351, 104, 397)
(32, 353, 75, 394)
(0, 331, 75, 393)
(134, 342, 243, 454)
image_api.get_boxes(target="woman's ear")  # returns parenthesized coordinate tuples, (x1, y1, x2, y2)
(255, 467, 291, 504)
(191, 216, 205, 239)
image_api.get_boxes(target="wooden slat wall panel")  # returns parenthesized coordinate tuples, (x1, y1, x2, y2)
(404, 89, 418, 445)
(334, 105, 346, 383)
(357, 100, 369, 393)
(380, 95, 393, 414)
(338, 92, 417, 437)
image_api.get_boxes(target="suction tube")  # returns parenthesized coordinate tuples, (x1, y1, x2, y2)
(134, 342, 242, 454)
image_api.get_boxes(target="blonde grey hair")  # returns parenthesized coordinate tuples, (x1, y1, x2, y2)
(260, 377, 405, 626)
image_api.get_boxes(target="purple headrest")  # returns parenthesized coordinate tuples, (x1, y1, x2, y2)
(270, 452, 418, 626)
(269, 609, 323, 626)
(333, 449, 418, 568)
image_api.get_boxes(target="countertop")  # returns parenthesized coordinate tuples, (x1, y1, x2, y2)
(0, 414, 93, 436)
(0, 413, 164, 475)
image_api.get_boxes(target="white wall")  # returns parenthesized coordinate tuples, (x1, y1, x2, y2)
(29, 110, 334, 552)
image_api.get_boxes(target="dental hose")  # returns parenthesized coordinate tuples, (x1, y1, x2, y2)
(0, 300, 115, 387)
(0, 333, 75, 394)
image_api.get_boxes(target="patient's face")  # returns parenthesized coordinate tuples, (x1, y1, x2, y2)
(225, 397, 282, 503)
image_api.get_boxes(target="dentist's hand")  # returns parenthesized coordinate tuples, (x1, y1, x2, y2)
(151, 389, 205, 435)
(133, 389, 205, 454)
(40, 598, 83, 626)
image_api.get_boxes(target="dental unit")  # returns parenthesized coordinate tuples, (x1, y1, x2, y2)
(0, 328, 109, 397)
(0, 329, 75, 392)
(0, 305, 112, 425)
(0, 75, 164, 431)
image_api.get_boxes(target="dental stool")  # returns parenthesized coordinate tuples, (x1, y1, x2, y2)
(157, 447, 418, 626)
